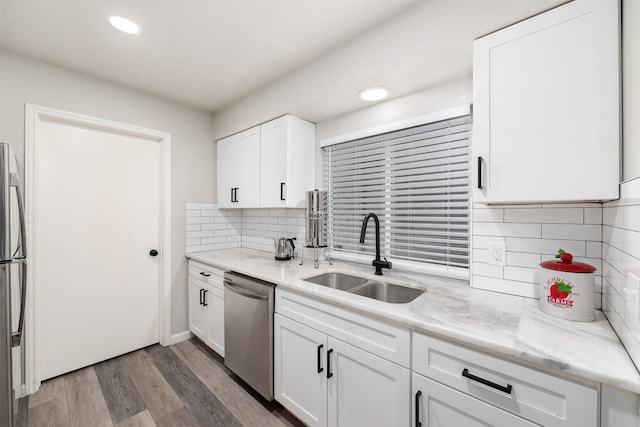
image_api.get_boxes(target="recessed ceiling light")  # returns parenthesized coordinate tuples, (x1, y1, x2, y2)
(108, 15, 139, 34)
(359, 87, 389, 101)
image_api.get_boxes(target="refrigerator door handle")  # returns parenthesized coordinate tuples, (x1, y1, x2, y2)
(10, 172, 27, 347)
(11, 260, 26, 347)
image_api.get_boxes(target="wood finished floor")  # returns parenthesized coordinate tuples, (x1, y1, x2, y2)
(18, 339, 305, 427)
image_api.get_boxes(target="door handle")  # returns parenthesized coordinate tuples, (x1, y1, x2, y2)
(462, 368, 512, 394)
(317, 344, 324, 373)
(477, 156, 484, 190)
(202, 289, 208, 307)
(199, 271, 211, 277)
(231, 187, 234, 203)
(280, 182, 286, 201)
(415, 390, 422, 427)
(327, 348, 334, 379)
(11, 172, 27, 347)
(199, 288, 204, 305)
(149, 249, 159, 257)
(223, 281, 268, 301)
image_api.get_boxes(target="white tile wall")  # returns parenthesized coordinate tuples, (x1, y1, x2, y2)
(185, 204, 306, 256)
(185, 203, 241, 253)
(602, 177, 640, 369)
(472, 202, 603, 306)
(241, 209, 306, 255)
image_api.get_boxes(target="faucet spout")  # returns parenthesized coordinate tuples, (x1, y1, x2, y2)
(359, 213, 392, 275)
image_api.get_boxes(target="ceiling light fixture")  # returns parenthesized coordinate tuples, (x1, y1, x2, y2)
(108, 15, 139, 34)
(359, 87, 389, 102)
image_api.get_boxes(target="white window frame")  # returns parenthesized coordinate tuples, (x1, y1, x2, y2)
(321, 104, 471, 279)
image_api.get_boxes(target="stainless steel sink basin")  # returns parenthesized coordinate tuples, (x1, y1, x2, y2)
(303, 272, 368, 291)
(349, 281, 425, 304)
(303, 272, 425, 303)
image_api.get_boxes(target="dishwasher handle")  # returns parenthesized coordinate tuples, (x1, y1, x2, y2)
(224, 280, 269, 301)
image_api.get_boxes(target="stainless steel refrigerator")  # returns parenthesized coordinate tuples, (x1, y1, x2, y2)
(0, 143, 27, 427)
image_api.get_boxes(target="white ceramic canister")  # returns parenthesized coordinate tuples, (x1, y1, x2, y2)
(539, 254, 596, 321)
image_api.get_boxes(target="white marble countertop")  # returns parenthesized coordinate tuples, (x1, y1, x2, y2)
(187, 248, 640, 393)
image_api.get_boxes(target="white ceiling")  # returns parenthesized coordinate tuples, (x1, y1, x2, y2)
(0, 0, 418, 111)
(0, 0, 566, 120)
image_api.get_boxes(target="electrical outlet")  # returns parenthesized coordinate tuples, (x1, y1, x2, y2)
(488, 242, 506, 266)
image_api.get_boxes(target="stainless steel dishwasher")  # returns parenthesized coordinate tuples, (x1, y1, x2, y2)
(223, 271, 275, 401)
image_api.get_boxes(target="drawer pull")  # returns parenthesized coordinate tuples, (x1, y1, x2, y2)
(461, 368, 512, 395)
(199, 271, 211, 277)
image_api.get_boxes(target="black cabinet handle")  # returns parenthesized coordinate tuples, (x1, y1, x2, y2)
(202, 289, 208, 307)
(199, 288, 204, 305)
(317, 344, 324, 373)
(280, 182, 286, 201)
(149, 249, 159, 257)
(415, 390, 422, 427)
(231, 187, 234, 202)
(199, 271, 211, 277)
(462, 368, 512, 394)
(235, 188, 239, 203)
(327, 349, 334, 379)
(477, 156, 484, 189)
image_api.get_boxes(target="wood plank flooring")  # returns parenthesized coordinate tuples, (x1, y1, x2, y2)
(18, 339, 305, 427)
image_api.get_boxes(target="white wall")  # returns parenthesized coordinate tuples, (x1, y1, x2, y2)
(0, 51, 216, 338)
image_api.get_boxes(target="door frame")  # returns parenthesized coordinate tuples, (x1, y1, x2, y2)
(24, 104, 172, 394)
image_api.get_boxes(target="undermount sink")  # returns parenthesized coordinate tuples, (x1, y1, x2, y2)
(302, 272, 425, 304)
(348, 281, 425, 304)
(303, 272, 368, 291)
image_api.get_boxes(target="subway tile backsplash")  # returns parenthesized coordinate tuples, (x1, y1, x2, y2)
(471, 202, 603, 308)
(602, 177, 640, 369)
(185, 204, 305, 256)
(185, 203, 241, 253)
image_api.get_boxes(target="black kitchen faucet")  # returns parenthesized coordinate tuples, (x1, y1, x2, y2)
(359, 212, 392, 275)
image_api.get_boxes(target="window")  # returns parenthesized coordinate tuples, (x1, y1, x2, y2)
(323, 107, 471, 277)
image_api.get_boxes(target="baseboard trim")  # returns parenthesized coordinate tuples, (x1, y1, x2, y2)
(169, 330, 193, 345)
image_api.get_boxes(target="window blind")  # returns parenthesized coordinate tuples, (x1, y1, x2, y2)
(324, 114, 471, 271)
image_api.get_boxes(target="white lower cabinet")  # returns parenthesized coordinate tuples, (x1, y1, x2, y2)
(274, 289, 411, 427)
(412, 374, 536, 427)
(187, 261, 225, 356)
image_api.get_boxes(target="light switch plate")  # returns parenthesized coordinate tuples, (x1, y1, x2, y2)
(488, 242, 506, 267)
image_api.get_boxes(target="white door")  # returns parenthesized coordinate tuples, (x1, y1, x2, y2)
(260, 116, 288, 208)
(327, 337, 410, 427)
(188, 279, 207, 340)
(274, 314, 328, 427)
(36, 118, 161, 380)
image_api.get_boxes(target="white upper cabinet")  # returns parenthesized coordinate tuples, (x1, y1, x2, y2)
(217, 115, 315, 209)
(217, 126, 260, 208)
(472, 0, 620, 204)
(261, 115, 316, 208)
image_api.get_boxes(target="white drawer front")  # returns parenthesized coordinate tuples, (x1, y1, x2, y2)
(276, 288, 410, 367)
(188, 260, 224, 289)
(412, 333, 598, 427)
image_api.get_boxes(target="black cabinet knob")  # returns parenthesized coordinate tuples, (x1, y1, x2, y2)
(149, 249, 159, 257)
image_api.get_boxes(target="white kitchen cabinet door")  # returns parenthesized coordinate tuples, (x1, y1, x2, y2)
(216, 126, 260, 208)
(472, 0, 619, 203)
(188, 280, 207, 340)
(260, 115, 316, 208)
(274, 314, 328, 427)
(327, 336, 410, 427)
(204, 285, 225, 357)
(412, 374, 536, 427)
